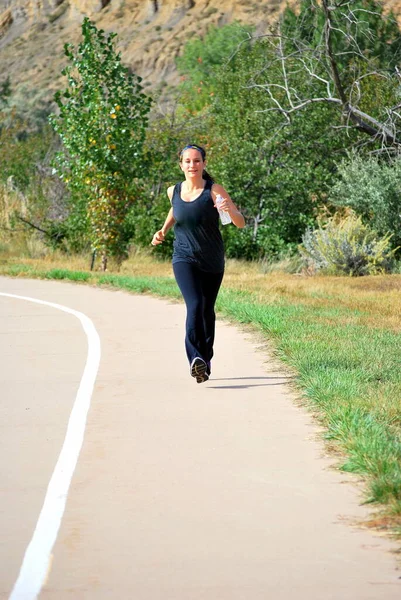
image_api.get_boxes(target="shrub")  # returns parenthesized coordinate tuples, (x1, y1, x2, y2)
(329, 153, 401, 251)
(300, 213, 397, 276)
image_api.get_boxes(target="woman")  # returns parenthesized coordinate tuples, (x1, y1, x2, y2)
(151, 144, 245, 383)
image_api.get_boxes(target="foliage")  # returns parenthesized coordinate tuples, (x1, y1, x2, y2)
(0, 113, 54, 191)
(263, 0, 401, 151)
(175, 21, 253, 111)
(5, 1, 401, 263)
(50, 18, 151, 269)
(300, 212, 397, 275)
(329, 153, 401, 251)
(0, 77, 11, 107)
(0, 111, 69, 252)
(197, 0, 401, 260)
(282, 0, 401, 70)
(204, 36, 350, 259)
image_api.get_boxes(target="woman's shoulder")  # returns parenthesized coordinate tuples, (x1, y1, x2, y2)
(210, 182, 225, 198)
(167, 182, 181, 202)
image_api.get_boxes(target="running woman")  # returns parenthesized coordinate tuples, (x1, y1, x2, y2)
(151, 144, 245, 383)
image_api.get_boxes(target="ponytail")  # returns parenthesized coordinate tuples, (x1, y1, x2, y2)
(202, 169, 214, 183)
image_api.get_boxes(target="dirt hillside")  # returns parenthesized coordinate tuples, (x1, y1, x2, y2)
(0, 0, 280, 113)
(0, 0, 400, 114)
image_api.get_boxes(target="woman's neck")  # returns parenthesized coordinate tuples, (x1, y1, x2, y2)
(183, 176, 205, 192)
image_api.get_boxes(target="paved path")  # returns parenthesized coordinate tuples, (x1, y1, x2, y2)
(0, 276, 400, 599)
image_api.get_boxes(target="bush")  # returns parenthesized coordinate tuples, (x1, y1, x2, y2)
(329, 153, 401, 252)
(300, 213, 397, 276)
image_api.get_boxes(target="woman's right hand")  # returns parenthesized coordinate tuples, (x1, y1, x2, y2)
(151, 230, 165, 246)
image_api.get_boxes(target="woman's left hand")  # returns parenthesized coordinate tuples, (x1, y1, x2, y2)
(215, 196, 234, 213)
(212, 185, 246, 228)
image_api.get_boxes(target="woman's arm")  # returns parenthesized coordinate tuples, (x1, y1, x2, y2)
(151, 187, 176, 245)
(211, 184, 245, 229)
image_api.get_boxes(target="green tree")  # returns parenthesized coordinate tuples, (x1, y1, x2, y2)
(282, 0, 401, 70)
(50, 18, 151, 269)
(207, 38, 349, 258)
(258, 0, 401, 150)
(199, 1, 401, 259)
(176, 22, 253, 111)
(0, 109, 64, 249)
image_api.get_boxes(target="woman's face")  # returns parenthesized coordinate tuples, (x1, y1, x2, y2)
(180, 148, 205, 179)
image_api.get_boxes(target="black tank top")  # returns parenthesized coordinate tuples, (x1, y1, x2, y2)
(172, 180, 225, 273)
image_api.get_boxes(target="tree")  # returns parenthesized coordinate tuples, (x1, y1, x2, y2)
(173, 16, 396, 259)
(50, 18, 151, 270)
(176, 22, 253, 111)
(250, 0, 401, 152)
(207, 37, 349, 258)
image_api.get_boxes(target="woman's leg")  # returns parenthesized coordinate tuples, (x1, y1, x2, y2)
(199, 270, 224, 367)
(173, 261, 208, 365)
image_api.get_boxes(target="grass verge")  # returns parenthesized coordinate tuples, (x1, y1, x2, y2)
(1, 260, 401, 537)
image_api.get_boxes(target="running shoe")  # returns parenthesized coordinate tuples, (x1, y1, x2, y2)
(190, 357, 209, 384)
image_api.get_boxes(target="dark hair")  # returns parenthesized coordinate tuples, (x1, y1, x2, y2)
(179, 144, 214, 183)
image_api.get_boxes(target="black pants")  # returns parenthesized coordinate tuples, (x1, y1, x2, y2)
(173, 261, 224, 366)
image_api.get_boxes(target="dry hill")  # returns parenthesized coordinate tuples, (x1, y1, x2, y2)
(1, 0, 401, 116)
(0, 0, 280, 115)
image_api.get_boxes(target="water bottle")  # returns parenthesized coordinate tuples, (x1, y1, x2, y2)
(216, 194, 232, 225)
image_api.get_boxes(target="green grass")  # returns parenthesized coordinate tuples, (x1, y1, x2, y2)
(45, 268, 92, 282)
(1, 262, 401, 534)
(219, 288, 401, 518)
(97, 273, 181, 298)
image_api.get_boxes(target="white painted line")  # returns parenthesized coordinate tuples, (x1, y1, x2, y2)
(0, 292, 101, 600)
